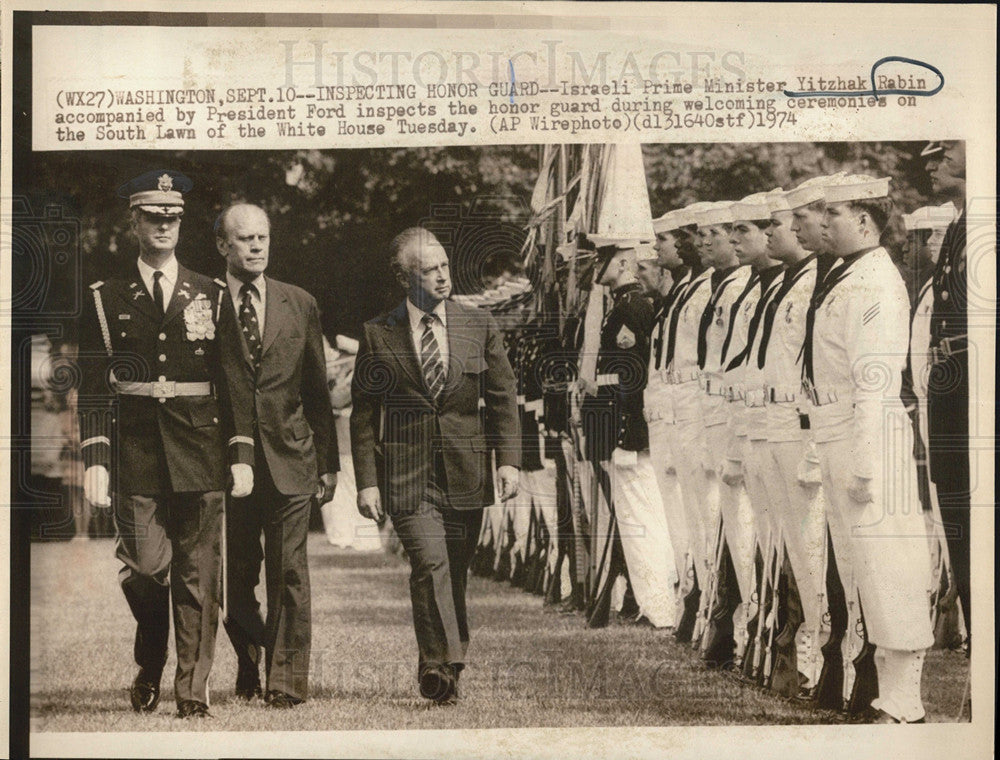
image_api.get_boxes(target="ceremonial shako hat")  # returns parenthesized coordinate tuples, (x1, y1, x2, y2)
(783, 172, 847, 210)
(902, 201, 958, 231)
(730, 192, 774, 222)
(823, 174, 891, 203)
(694, 200, 735, 227)
(117, 170, 192, 216)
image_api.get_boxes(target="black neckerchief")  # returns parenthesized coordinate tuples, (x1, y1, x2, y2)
(697, 265, 741, 370)
(725, 264, 783, 371)
(653, 270, 692, 369)
(663, 270, 709, 370)
(756, 254, 817, 369)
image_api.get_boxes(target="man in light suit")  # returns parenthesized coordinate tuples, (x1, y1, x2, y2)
(217, 203, 338, 709)
(350, 227, 520, 704)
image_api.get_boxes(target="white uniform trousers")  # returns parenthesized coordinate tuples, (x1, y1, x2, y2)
(672, 417, 716, 590)
(871, 648, 927, 722)
(704, 422, 756, 603)
(765, 438, 827, 639)
(646, 418, 691, 594)
(607, 450, 677, 627)
(523, 465, 561, 583)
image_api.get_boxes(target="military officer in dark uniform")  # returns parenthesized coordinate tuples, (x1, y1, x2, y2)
(923, 141, 971, 644)
(78, 170, 252, 718)
(581, 242, 675, 628)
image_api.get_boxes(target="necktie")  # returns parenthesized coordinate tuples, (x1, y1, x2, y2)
(420, 312, 445, 400)
(152, 270, 165, 316)
(240, 283, 263, 373)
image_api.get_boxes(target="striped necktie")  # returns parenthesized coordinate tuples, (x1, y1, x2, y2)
(420, 312, 445, 400)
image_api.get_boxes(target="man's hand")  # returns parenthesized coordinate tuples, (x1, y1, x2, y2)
(848, 475, 874, 504)
(83, 465, 111, 508)
(357, 485, 384, 522)
(316, 472, 338, 504)
(230, 463, 254, 498)
(721, 459, 744, 487)
(496, 465, 519, 501)
(796, 455, 823, 488)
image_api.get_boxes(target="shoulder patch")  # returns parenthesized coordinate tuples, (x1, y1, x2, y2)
(89, 281, 104, 290)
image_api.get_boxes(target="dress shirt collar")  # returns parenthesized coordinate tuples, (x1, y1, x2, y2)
(227, 270, 266, 302)
(137, 254, 178, 290)
(406, 297, 448, 332)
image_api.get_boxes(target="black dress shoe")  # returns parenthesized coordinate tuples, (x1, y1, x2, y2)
(419, 666, 455, 702)
(129, 668, 162, 713)
(235, 663, 263, 701)
(176, 700, 210, 719)
(265, 690, 303, 709)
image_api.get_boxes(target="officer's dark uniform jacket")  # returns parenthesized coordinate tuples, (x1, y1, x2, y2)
(77, 263, 251, 495)
(582, 282, 654, 461)
(927, 208, 967, 485)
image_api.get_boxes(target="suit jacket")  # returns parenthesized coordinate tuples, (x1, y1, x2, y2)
(350, 299, 520, 514)
(77, 262, 249, 495)
(225, 276, 338, 495)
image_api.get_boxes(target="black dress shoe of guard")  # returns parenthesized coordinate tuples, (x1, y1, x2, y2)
(235, 663, 263, 701)
(419, 666, 455, 702)
(176, 700, 210, 719)
(265, 690, 302, 709)
(129, 668, 162, 713)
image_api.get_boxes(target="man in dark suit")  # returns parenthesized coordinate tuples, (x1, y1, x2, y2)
(78, 170, 253, 718)
(350, 227, 520, 704)
(217, 203, 338, 709)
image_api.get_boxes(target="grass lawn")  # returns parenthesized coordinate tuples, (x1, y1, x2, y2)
(30, 534, 970, 732)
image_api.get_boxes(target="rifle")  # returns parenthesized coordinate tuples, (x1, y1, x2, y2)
(740, 540, 764, 679)
(747, 524, 777, 682)
(847, 595, 879, 716)
(768, 553, 804, 697)
(675, 560, 701, 643)
(586, 460, 623, 629)
(697, 513, 726, 655)
(758, 526, 784, 687)
(928, 485, 964, 649)
(814, 528, 846, 710)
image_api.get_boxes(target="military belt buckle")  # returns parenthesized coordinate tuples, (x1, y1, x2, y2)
(151, 381, 177, 398)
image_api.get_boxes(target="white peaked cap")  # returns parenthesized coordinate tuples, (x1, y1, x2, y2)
(589, 143, 656, 248)
(784, 171, 849, 209)
(902, 201, 958, 231)
(823, 174, 891, 203)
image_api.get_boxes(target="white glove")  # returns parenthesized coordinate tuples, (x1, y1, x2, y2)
(721, 459, 744, 487)
(847, 475, 874, 504)
(83, 465, 111, 508)
(230, 463, 254, 498)
(796, 455, 823, 487)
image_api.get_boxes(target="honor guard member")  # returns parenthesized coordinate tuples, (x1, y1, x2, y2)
(903, 202, 958, 516)
(665, 202, 719, 640)
(717, 192, 787, 672)
(789, 173, 848, 282)
(755, 187, 828, 692)
(644, 207, 698, 622)
(806, 174, 934, 723)
(587, 241, 676, 627)
(77, 171, 252, 718)
(922, 141, 971, 647)
(695, 199, 755, 665)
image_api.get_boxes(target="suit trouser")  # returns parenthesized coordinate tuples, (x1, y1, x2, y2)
(115, 490, 223, 704)
(608, 452, 677, 627)
(391, 499, 483, 675)
(646, 418, 691, 594)
(225, 452, 313, 701)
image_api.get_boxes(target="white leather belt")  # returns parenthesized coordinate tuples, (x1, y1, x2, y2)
(801, 380, 846, 407)
(596, 373, 620, 386)
(116, 380, 212, 398)
(704, 378, 730, 397)
(767, 385, 799, 404)
(929, 334, 967, 365)
(666, 368, 700, 385)
(744, 388, 767, 408)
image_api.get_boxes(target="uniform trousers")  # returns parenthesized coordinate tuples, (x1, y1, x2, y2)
(606, 451, 677, 627)
(523, 465, 561, 583)
(224, 449, 313, 701)
(815, 411, 934, 721)
(115, 489, 223, 704)
(646, 416, 692, 598)
(672, 416, 716, 590)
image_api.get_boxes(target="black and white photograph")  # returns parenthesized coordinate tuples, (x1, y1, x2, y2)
(2, 4, 995, 760)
